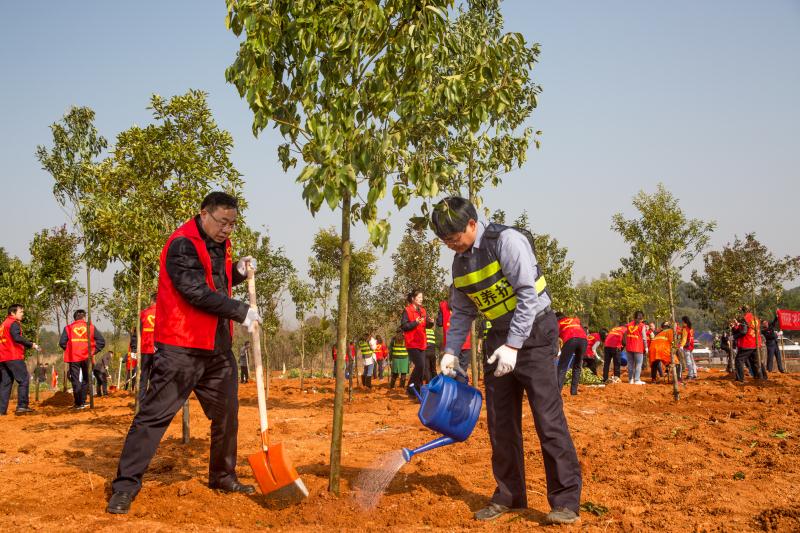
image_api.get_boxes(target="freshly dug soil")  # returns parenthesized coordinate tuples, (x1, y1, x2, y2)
(1, 369, 798, 532)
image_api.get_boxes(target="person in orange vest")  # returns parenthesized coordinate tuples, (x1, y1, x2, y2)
(401, 289, 432, 400)
(59, 309, 106, 409)
(648, 322, 674, 383)
(137, 293, 157, 398)
(555, 313, 588, 396)
(108, 192, 261, 514)
(584, 329, 601, 376)
(438, 295, 472, 384)
(731, 306, 762, 382)
(601, 322, 625, 383)
(622, 311, 648, 385)
(0, 304, 40, 415)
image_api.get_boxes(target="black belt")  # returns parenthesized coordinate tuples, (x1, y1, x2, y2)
(535, 306, 553, 321)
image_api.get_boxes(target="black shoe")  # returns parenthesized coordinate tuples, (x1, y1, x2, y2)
(106, 491, 135, 514)
(545, 507, 580, 525)
(474, 502, 510, 521)
(209, 479, 256, 495)
(14, 407, 35, 415)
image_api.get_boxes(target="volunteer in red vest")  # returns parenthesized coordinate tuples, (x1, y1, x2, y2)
(678, 316, 697, 380)
(59, 309, 106, 409)
(400, 289, 432, 400)
(731, 306, 762, 382)
(137, 293, 158, 397)
(438, 294, 472, 383)
(433, 197, 581, 525)
(108, 192, 261, 515)
(584, 329, 601, 376)
(601, 322, 625, 383)
(555, 313, 588, 396)
(622, 311, 648, 385)
(0, 304, 40, 415)
(374, 335, 389, 380)
(648, 322, 674, 383)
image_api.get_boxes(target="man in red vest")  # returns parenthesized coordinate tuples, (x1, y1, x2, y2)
(59, 309, 106, 409)
(108, 192, 261, 514)
(137, 293, 157, 398)
(555, 313, 588, 396)
(0, 304, 40, 415)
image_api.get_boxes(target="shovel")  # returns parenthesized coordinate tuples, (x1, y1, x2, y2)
(245, 264, 309, 501)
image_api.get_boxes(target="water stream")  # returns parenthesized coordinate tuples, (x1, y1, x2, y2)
(353, 449, 407, 510)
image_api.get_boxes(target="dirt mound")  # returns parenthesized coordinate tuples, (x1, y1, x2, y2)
(0, 370, 798, 531)
(39, 391, 74, 407)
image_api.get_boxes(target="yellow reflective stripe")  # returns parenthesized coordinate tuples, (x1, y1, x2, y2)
(483, 296, 518, 320)
(454, 260, 501, 288)
(535, 275, 547, 294)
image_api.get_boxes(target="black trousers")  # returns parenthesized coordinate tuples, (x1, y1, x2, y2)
(93, 369, 108, 396)
(602, 347, 621, 381)
(484, 312, 582, 512)
(138, 353, 155, 401)
(766, 344, 784, 372)
(557, 338, 587, 395)
(112, 347, 239, 494)
(406, 348, 426, 398)
(650, 360, 664, 381)
(0, 360, 30, 413)
(735, 348, 760, 381)
(425, 348, 437, 383)
(239, 364, 249, 383)
(68, 360, 89, 407)
(583, 357, 598, 375)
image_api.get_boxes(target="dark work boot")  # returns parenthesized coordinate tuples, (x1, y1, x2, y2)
(107, 491, 135, 514)
(400, 376, 406, 388)
(389, 374, 397, 389)
(366, 376, 372, 389)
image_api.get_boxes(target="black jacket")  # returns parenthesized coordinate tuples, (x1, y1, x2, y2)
(157, 216, 249, 357)
(9, 321, 34, 349)
(761, 316, 779, 346)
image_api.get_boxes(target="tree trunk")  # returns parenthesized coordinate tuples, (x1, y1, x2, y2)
(134, 261, 144, 414)
(86, 265, 95, 409)
(329, 192, 352, 495)
(57, 313, 68, 393)
(299, 324, 306, 391)
(182, 400, 190, 444)
(666, 268, 680, 401)
(34, 329, 41, 402)
(261, 333, 270, 399)
(467, 184, 480, 386)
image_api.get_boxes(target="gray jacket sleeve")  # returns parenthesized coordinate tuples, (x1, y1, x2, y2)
(443, 285, 477, 355)
(495, 229, 551, 349)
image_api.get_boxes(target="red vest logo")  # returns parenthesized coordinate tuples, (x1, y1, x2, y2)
(73, 326, 87, 338)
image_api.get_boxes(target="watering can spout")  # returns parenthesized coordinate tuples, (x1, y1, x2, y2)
(408, 383, 423, 402)
(402, 436, 456, 462)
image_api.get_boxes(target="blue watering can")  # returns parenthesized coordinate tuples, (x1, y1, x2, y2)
(402, 373, 482, 462)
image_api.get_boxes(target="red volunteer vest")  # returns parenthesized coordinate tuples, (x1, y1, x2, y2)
(625, 321, 646, 353)
(586, 333, 600, 358)
(737, 313, 758, 349)
(558, 317, 587, 343)
(126, 351, 137, 370)
(438, 300, 471, 350)
(403, 304, 428, 350)
(140, 304, 157, 354)
(604, 326, 625, 349)
(64, 320, 96, 363)
(0, 316, 25, 362)
(155, 219, 233, 351)
(685, 327, 695, 351)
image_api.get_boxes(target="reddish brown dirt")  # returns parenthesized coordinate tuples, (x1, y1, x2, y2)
(1, 369, 799, 532)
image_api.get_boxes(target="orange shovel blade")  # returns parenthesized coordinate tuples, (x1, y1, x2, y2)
(248, 442, 306, 497)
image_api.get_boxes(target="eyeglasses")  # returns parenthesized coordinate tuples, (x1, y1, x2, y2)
(439, 233, 463, 246)
(206, 210, 237, 229)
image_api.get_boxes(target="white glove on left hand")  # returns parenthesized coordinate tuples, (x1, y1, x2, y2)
(439, 353, 459, 378)
(487, 345, 518, 377)
(242, 308, 262, 333)
(236, 256, 258, 276)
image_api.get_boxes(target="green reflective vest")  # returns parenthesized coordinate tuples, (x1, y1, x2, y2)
(390, 339, 408, 358)
(358, 340, 374, 358)
(425, 327, 436, 346)
(453, 223, 549, 327)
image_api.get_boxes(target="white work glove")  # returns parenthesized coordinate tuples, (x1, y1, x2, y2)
(439, 353, 459, 378)
(487, 345, 518, 377)
(236, 256, 258, 276)
(32, 343, 41, 351)
(242, 308, 261, 333)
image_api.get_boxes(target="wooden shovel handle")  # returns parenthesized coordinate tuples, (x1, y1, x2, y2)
(247, 264, 269, 451)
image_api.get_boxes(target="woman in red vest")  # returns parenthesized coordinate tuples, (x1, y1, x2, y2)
(401, 289, 431, 400)
(622, 311, 648, 385)
(555, 313, 588, 396)
(108, 192, 261, 515)
(678, 316, 697, 380)
(438, 296, 472, 383)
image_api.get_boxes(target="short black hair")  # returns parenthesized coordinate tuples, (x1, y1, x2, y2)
(74, 309, 86, 320)
(431, 197, 477, 238)
(150, 293, 157, 303)
(634, 310, 644, 320)
(7, 304, 23, 315)
(201, 191, 239, 212)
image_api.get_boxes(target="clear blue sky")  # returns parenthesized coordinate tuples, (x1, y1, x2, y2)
(1, 1, 798, 325)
